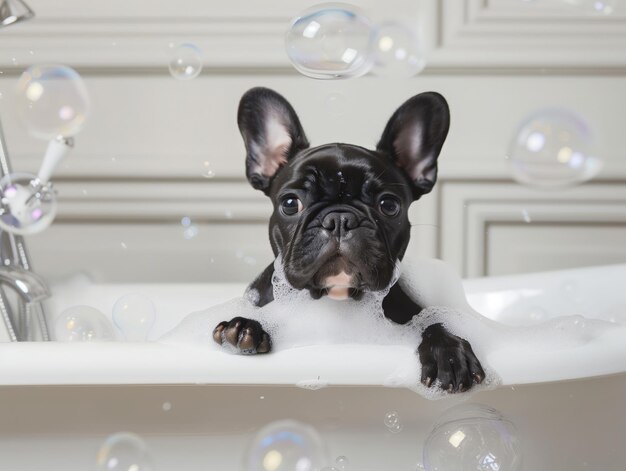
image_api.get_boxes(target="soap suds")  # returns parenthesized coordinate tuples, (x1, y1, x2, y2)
(161, 256, 621, 399)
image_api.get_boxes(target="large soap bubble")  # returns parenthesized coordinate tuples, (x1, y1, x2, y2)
(54, 305, 116, 342)
(372, 23, 425, 77)
(285, 3, 374, 79)
(245, 420, 327, 471)
(168, 43, 203, 80)
(15, 64, 90, 140)
(0, 172, 57, 235)
(96, 432, 154, 471)
(423, 404, 522, 471)
(112, 294, 157, 341)
(506, 108, 602, 188)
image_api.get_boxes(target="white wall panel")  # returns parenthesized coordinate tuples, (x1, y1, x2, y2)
(0, 0, 624, 281)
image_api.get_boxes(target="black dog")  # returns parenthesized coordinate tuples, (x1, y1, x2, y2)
(213, 87, 485, 393)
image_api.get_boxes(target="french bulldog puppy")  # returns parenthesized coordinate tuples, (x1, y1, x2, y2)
(213, 87, 485, 393)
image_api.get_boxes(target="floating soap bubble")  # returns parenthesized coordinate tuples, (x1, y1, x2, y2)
(0, 172, 57, 235)
(590, 0, 615, 14)
(15, 64, 90, 140)
(169, 43, 203, 80)
(96, 432, 154, 471)
(383, 411, 403, 433)
(54, 305, 115, 342)
(506, 108, 602, 188)
(285, 3, 374, 79)
(423, 404, 522, 471)
(112, 294, 156, 341)
(335, 455, 349, 470)
(245, 419, 327, 471)
(571, 0, 616, 14)
(371, 23, 425, 78)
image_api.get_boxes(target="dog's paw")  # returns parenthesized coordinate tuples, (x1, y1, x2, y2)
(212, 317, 271, 354)
(417, 323, 485, 393)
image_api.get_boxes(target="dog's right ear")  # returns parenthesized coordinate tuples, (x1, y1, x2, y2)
(238, 87, 310, 194)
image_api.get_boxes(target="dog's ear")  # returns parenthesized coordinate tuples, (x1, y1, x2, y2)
(376, 92, 450, 199)
(238, 87, 310, 194)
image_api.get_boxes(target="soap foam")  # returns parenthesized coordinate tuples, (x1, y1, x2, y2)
(161, 255, 621, 399)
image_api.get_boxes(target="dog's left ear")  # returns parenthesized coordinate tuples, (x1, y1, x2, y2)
(238, 87, 310, 195)
(377, 92, 450, 199)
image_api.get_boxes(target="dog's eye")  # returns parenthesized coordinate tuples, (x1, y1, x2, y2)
(280, 196, 303, 216)
(379, 196, 401, 217)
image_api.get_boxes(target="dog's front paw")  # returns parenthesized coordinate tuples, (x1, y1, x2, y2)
(417, 323, 485, 393)
(212, 317, 271, 354)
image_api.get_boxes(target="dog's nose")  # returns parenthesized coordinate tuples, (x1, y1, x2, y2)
(321, 212, 358, 236)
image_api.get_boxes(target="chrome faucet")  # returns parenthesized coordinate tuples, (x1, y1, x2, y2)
(0, 266, 49, 342)
(0, 124, 51, 342)
(0, 0, 49, 343)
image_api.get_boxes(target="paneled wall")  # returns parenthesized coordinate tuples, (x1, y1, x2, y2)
(0, 0, 624, 282)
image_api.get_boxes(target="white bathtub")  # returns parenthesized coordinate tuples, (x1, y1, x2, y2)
(1, 262, 625, 470)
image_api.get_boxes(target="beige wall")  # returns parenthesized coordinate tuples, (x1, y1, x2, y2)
(0, 0, 625, 281)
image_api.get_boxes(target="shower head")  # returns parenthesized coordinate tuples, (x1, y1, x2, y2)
(0, 0, 34, 28)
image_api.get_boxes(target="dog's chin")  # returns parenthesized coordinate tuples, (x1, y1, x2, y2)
(322, 271, 356, 301)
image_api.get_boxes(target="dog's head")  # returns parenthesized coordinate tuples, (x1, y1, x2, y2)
(238, 87, 449, 300)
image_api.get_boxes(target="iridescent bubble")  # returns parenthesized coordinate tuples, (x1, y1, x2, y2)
(112, 294, 156, 341)
(335, 455, 349, 470)
(592, 0, 615, 14)
(169, 43, 203, 80)
(581, 0, 616, 14)
(383, 411, 400, 428)
(507, 108, 602, 188)
(245, 420, 327, 471)
(423, 404, 522, 471)
(285, 3, 374, 79)
(0, 172, 57, 235)
(15, 64, 90, 139)
(96, 432, 154, 471)
(54, 305, 116, 342)
(372, 23, 425, 78)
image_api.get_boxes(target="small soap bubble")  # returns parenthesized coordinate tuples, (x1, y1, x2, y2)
(521, 209, 531, 223)
(96, 432, 154, 471)
(112, 294, 156, 341)
(423, 404, 522, 471)
(16, 64, 90, 139)
(335, 455, 349, 470)
(589, 0, 615, 14)
(383, 411, 400, 428)
(321, 467, 339, 471)
(162, 401, 172, 411)
(225, 209, 234, 219)
(285, 3, 374, 79)
(202, 161, 216, 178)
(54, 305, 115, 342)
(0, 172, 57, 235)
(169, 43, 203, 80)
(372, 23, 425, 78)
(120, 242, 128, 250)
(245, 420, 327, 471)
(507, 108, 601, 188)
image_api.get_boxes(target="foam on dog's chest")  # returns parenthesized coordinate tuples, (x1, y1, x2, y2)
(324, 271, 352, 300)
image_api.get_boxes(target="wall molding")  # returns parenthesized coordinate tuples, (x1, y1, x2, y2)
(1, 0, 625, 71)
(440, 181, 626, 277)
